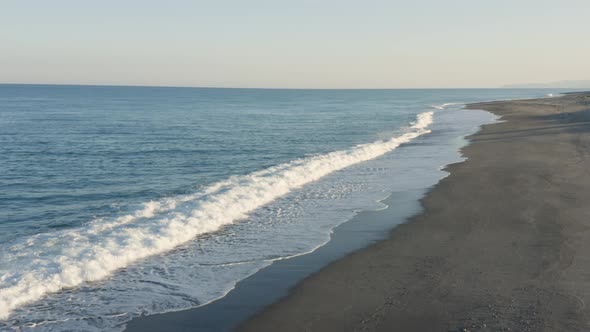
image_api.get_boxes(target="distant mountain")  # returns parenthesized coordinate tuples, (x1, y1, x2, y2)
(503, 80, 590, 89)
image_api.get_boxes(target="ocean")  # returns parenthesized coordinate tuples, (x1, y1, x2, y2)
(0, 85, 565, 331)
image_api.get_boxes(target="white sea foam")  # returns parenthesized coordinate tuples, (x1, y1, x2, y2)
(430, 102, 461, 110)
(0, 112, 434, 320)
(546, 93, 563, 98)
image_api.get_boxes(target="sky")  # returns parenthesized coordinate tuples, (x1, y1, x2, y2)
(1, 0, 589, 88)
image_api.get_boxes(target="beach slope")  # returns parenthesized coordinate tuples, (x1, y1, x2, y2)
(239, 92, 590, 331)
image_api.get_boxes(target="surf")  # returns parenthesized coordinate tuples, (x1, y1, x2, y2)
(0, 111, 434, 320)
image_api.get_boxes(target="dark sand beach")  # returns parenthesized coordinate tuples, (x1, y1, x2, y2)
(239, 92, 590, 331)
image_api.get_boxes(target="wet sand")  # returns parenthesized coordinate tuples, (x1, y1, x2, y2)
(239, 92, 590, 331)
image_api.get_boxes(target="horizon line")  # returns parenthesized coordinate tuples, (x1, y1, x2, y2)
(1, 83, 585, 91)
(0, 82, 538, 90)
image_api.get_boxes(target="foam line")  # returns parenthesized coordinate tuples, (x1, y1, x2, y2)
(0, 111, 434, 320)
(430, 102, 462, 110)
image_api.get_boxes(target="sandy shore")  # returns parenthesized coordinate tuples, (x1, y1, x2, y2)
(239, 92, 590, 331)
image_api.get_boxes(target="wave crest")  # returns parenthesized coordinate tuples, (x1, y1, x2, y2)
(0, 111, 434, 320)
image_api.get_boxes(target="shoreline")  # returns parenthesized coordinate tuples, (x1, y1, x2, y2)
(124, 102, 497, 331)
(123, 91, 590, 331)
(237, 92, 590, 331)
(124, 188, 428, 332)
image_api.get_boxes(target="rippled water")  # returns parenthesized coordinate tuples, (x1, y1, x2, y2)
(0, 86, 564, 331)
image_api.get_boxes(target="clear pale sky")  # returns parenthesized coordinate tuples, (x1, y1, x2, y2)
(1, 0, 589, 88)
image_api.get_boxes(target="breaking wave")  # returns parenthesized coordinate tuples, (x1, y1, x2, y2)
(430, 102, 462, 110)
(0, 112, 433, 320)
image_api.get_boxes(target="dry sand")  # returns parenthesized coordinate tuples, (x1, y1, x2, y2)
(239, 92, 590, 331)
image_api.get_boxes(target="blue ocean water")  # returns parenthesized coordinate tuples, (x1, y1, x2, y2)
(0, 85, 566, 331)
